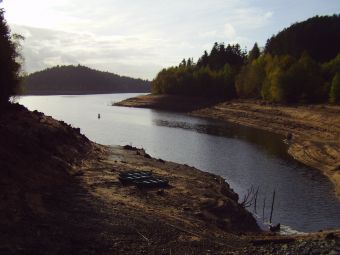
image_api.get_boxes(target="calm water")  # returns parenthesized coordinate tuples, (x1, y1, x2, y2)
(19, 93, 340, 233)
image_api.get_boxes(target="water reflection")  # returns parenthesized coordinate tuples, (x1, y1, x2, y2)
(152, 114, 290, 160)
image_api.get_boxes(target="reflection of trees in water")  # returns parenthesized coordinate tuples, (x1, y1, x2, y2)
(154, 118, 289, 160)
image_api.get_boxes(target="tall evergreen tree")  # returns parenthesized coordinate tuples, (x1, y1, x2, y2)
(197, 50, 209, 68)
(248, 43, 260, 63)
(0, 8, 21, 107)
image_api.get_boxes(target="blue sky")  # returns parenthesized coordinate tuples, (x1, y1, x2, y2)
(1, 0, 340, 79)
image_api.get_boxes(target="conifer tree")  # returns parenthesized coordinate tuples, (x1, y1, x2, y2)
(0, 8, 21, 107)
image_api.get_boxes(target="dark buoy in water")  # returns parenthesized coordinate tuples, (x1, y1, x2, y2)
(98, 113, 101, 119)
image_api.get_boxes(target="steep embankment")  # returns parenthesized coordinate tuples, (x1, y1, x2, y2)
(0, 103, 260, 254)
(116, 95, 340, 198)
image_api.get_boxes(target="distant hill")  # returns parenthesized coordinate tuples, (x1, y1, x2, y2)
(265, 15, 340, 62)
(22, 65, 151, 95)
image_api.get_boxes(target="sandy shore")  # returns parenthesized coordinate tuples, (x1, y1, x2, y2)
(116, 95, 340, 198)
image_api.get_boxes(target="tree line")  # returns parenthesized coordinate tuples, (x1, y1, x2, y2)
(152, 15, 340, 104)
(0, 8, 149, 104)
(23, 65, 150, 95)
(152, 43, 246, 99)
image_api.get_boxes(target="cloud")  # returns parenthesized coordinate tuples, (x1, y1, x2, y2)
(224, 23, 237, 40)
(196, 5, 274, 47)
(11, 25, 188, 79)
(3, 0, 278, 79)
(228, 8, 274, 29)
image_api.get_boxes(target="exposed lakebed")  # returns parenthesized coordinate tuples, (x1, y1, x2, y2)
(19, 93, 340, 232)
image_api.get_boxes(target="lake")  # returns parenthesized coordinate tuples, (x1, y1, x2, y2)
(18, 93, 340, 233)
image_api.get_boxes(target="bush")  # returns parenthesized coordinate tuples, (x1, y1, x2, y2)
(260, 54, 325, 103)
(322, 54, 340, 80)
(330, 73, 340, 103)
(236, 56, 266, 98)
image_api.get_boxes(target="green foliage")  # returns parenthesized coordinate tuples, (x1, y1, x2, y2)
(261, 55, 284, 102)
(0, 9, 22, 106)
(152, 42, 245, 98)
(197, 42, 246, 70)
(261, 54, 325, 103)
(235, 56, 266, 98)
(322, 54, 340, 79)
(152, 64, 236, 99)
(329, 73, 340, 103)
(153, 15, 339, 104)
(265, 15, 340, 63)
(248, 43, 261, 63)
(23, 65, 150, 94)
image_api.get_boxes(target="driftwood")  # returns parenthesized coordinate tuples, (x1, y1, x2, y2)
(254, 186, 259, 213)
(269, 189, 276, 224)
(134, 228, 150, 244)
(241, 185, 255, 208)
(262, 197, 266, 222)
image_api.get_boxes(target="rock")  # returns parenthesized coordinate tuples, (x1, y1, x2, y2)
(286, 132, 293, 140)
(123, 145, 138, 150)
(156, 189, 165, 196)
(311, 248, 322, 254)
(325, 232, 336, 239)
(282, 244, 288, 250)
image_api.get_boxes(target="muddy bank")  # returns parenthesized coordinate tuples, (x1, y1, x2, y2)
(192, 100, 340, 198)
(114, 94, 221, 112)
(0, 104, 259, 254)
(115, 95, 340, 198)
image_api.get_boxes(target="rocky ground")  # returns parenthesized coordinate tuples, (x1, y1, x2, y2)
(1, 103, 339, 254)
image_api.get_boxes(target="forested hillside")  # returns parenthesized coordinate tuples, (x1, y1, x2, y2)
(152, 15, 340, 104)
(23, 65, 150, 95)
(265, 15, 340, 63)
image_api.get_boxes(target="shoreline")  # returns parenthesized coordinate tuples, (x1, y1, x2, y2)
(1, 103, 339, 254)
(0, 104, 259, 254)
(115, 94, 340, 198)
(21, 91, 149, 96)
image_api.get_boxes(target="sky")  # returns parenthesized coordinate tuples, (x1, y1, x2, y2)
(1, 0, 340, 80)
